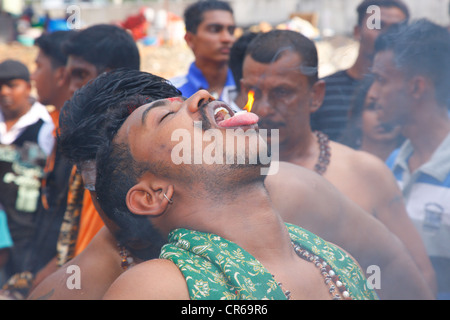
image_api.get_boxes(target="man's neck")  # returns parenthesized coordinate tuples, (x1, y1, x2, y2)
(52, 91, 71, 112)
(2, 104, 32, 131)
(280, 131, 319, 170)
(174, 181, 293, 258)
(360, 137, 399, 161)
(195, 59, 229, 94)
(347, 52, 372, 80)
(405, 104, 450, 172)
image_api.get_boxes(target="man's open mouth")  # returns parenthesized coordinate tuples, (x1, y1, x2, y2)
(210, 102, 259, 128)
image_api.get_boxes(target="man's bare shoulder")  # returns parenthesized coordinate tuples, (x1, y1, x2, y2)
(266, 161, 325, 191)
(329, 142, 393, 179)
(103, 259, 189, 300)
(328, 142, 402, 209)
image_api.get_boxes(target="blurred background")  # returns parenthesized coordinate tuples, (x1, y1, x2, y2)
(1, 0, 449, 80)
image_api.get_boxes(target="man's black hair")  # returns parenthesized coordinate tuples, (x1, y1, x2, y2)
(229, 32, 259, 93)
(184, 0, 233, 34)
(245, 29, 319, 86)
(62, 24, 140, 73)
(58, 68, 181, 166)
(356, 0, 410, 27)
(374, 19, 450, 106)
(34, 30, 77, 68)
(58, 69, 181, 259)
(95, 98, 165, 260)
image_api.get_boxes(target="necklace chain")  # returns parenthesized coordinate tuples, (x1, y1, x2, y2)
(314, 131, 331, 175)
(275, 242, 352, 300)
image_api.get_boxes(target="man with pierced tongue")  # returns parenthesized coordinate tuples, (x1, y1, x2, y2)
(215, 107, 259, 127)
(94, 88, 376, 300)
(29, 69, 433, 300)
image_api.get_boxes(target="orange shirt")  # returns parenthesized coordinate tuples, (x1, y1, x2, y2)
(74, 189, 104, 256)
(49, 108, 104, 256)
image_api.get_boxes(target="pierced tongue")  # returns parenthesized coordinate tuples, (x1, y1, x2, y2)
(218, 111, 259, 127)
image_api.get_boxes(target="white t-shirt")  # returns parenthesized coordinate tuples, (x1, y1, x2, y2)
(0, 101, 55, 155)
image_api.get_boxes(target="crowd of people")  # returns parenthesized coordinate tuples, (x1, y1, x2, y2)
(0, 0, 449, 300)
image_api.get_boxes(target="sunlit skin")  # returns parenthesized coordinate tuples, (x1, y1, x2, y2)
(121, 91, 264, 209)
(101, 90, 364, 300)
(27, 89, 435, 300)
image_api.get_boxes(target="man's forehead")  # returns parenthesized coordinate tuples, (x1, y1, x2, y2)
(244, 52, 304, 77)
(117, 97, 178, 140)
(379, 6, 407, 22)
(373, 50, 398, 73)
(67, 55, 95, 69)
(201, 10, 234, 23)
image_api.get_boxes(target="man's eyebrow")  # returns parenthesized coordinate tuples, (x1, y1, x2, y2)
(141, 100, 168, 125)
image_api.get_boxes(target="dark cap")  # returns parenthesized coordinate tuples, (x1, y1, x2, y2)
(0, 59, 30, 82)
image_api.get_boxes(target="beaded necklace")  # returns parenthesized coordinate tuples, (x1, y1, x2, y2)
(274, 242, 352, 300)
(314, 131, 331, 175)
(119, 242, 351, 300)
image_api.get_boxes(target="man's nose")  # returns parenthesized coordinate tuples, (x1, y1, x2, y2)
(253, 94, 274, 118)
(0, 84, 10, 96)
(367, 82, 378, 102)
(187, 90, 215, 113)
(220, 28, 235, 43)
(69, 80, 81, 97)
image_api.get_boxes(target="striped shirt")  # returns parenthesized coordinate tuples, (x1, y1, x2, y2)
(386, 133, 450, 295)
(311, 70, 361, 141)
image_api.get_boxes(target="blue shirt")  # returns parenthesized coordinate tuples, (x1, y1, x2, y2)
(0, 208, 13, 249)
(170, 62, 237, 106)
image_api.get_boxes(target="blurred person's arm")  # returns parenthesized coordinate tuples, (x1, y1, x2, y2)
(266, 161, 434, 300)
(28, 227, 123, 300)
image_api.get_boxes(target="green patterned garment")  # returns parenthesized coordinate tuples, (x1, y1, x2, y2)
(160, 223, 378, 300)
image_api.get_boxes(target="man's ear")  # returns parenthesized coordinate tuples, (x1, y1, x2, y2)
(126, 180, 174, 217)
(309, 80, 326, 113)
(54, 66, 68, 87)
(408, 75, 427, 100)
(184, 32, 195, 50)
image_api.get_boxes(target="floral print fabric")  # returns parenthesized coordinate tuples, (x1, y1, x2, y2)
(160, 223, 378, 300)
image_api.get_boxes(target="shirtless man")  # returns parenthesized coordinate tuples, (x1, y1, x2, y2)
(95, 89, 379, 300)
(28, 70, 433, 300)
(239, 29, 436, 293)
